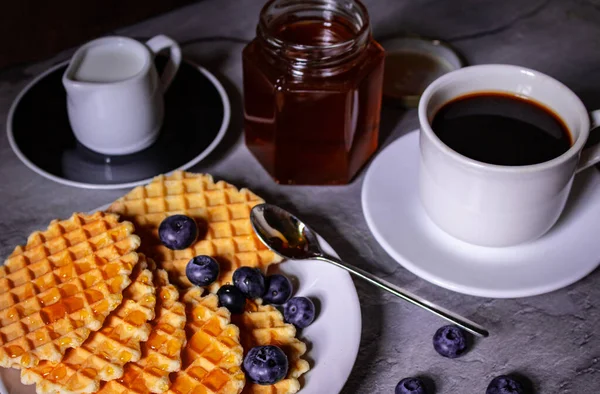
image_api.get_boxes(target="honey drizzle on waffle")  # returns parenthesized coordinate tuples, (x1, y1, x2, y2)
(107, 171, 282, 292)
(167, 287, 245, 394)
(21, 255, 157, 394)
(97, 269, 187, 394)
(232, 300, 309, 394)
(0, 212, 140, 369)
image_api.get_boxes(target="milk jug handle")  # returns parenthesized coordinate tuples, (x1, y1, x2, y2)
(145, 35, 182, 93)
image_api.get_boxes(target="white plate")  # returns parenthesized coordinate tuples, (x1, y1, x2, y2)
(0, 208, 361, 394)
(270, 237, 362, 393)
(362, 130, 600, 298)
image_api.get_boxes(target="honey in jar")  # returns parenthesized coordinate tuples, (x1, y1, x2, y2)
(243, 0, 385, 185)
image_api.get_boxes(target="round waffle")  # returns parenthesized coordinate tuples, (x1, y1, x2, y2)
(167, 287, 245, 394)
(107, 171, 282, 292)
(98, 269, 187, 394)
(0, 212, 140, 369)
(21, 255, 157, 394)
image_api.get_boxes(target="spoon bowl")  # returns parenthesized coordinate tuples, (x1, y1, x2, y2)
(250, 203, 322, 259)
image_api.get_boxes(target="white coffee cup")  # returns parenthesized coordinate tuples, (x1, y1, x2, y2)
(63, 35, 181, 155)
(418, 64, 600, 247)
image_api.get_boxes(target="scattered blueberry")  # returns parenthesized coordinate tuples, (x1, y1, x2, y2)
(217, 285, 246, 314)
(432, 325, 468, 358)
(262, 274, 293, 305)
(395, 377, 427, 394)
(158, 215, 198, 250)
(186, 255, 219, 287)
(243, 345, 288, 385)
(486, 375, 526, 394)
(233, 267, 266, 299)
(283, 297, 315, 328)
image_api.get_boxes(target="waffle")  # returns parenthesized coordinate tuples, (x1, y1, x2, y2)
(0, 212, 140, 369)
(21, 254, 157, 394)
(107, 171, 282, 292)
(232, 300, 309, 394)
(97, 269, 187, 394)
(167, 287, 245, 394)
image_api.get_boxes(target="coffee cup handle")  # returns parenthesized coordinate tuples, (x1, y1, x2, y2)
(576, 110, 600, 173)
(145, 35, 182, 93)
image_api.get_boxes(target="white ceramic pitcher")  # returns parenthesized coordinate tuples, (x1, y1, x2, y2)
(63, 35, 181, 155)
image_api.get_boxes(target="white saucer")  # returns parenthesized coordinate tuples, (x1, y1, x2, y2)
(362, 130, 600, 298)
(0, 209, 361, 394)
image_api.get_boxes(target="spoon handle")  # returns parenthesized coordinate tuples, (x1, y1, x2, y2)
(316, 255, 489, 337)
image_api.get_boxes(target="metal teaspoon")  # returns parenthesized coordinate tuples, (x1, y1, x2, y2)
(250, 203, 489, 338)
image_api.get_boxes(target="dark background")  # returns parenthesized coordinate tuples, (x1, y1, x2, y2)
(0, 0, 195, 69)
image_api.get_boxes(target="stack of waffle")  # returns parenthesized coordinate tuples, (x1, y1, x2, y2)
(0, 172, 310, 394)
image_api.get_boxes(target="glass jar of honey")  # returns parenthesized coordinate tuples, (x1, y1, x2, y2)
(243, 0, 385, 185)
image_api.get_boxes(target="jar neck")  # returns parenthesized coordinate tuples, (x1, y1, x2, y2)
(257, 0, 371, 77)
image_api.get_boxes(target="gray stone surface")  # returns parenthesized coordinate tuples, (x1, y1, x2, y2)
(0, 0, 599, 392)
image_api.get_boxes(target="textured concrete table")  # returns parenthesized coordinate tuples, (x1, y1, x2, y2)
(1, 0, 599, 392)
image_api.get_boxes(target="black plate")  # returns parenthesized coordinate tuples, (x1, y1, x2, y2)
(7, 57, 229, 189)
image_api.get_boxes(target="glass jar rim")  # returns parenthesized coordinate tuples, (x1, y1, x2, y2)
(258, 0, 371, 52)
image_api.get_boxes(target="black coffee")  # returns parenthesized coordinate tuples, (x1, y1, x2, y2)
(431, 92, 571, 166)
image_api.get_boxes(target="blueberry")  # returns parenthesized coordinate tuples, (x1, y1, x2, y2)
(486, 375, 526, 394)
(186, 255, 219, 287)
(243, 345, 288, 385)
(233, 267, 266, 299)
(432, 325, 468, 358)
(158, 215, 198, 250)
(283, 297, 315, 328)
(262, 274, 293, 305)
(395, 377, 427, 394)
(217, 285, 246, 314)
